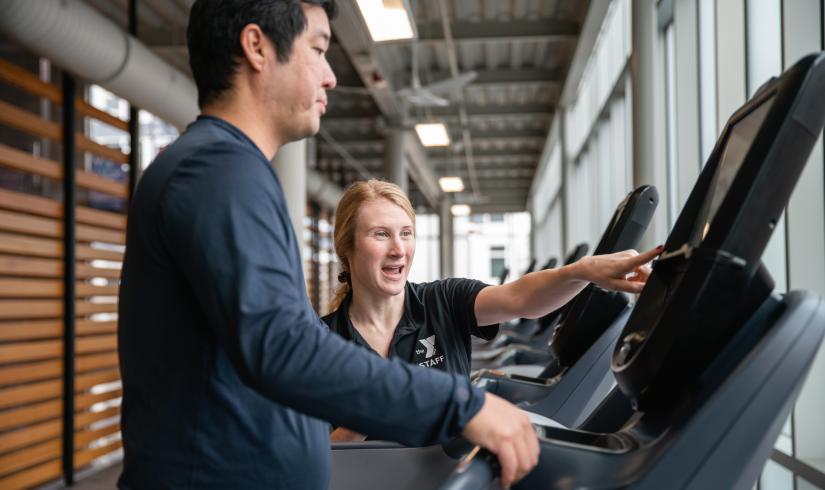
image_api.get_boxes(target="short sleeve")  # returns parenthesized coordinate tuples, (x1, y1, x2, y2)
(439, 278, 499, 340)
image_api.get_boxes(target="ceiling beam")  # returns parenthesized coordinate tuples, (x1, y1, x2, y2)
(324, 104, 554, 119)
(422, 68, 565, 86)
(386, 20, 579, 46)
(327, 127, 546, 144)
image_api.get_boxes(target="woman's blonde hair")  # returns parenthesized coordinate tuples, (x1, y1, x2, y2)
(329, 179, 416, 311)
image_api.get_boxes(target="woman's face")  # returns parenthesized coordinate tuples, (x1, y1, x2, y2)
(348, 199, 416, 299)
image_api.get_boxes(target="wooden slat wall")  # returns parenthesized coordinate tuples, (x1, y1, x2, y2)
(0, 60, 128, 489)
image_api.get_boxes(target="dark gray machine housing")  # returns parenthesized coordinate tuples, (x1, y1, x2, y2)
(438, 52, 825, 490)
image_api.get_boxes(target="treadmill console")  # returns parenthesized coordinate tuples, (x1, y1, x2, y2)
(549, 185, 659, 368)
(612, 53, 825, 411)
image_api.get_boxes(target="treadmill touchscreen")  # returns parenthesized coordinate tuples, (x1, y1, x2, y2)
(692, 93, 776, 242)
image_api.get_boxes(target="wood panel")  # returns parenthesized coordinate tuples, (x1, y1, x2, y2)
(75, 303, 118, 317)
(0, 58, 128, 131)
(76, 245, 123, 262)
(0, 100, 128, 164)
(0, 400, 61, 432)
(75, 369, 119, 392)
(76, 206, 127, 230)
(0, 145, 128, 198)
(0, 279, 61, 298)
(0, 147, 60, 182)
(0, 359, 60, 386)
(0, 438, 60, 477)
(0, 320, 61, 342)
(76, 352, 119, 373)
(0, 188, 61, 222)
(74, 423, 120, 449)
(74, 439, 122, 469)
(76, 282, 119, 297)
(76, 334, 117, 354)
(75, 135, 128, 164)
(0, 58, 127, 490)
(0, 255, 62, 278)
(0, 419, 61, 453)
(0, 459, 61, 490)
(74, 405, 119, 429)
(0, 99, 60, 141)
(0, 210, 61, 239)
(75, 265, 121, 280)
(76, 320, 117, 336)
(0, 280, 118, 298)
(0, 300, 62, 320)
(76, 388, 121, 412)
(0, 232, 61, 259)
(0, 340, 61, 364)
(76, 224, 125, 245)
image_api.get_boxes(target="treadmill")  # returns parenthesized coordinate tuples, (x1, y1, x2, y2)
(471, 186, 658, 426)
(471, 243, 589, 364)
(497, 258, 557, 338)
(438, 52, 825, 490)
(330, 189, 656, 489)
(472, 185, 658, 371)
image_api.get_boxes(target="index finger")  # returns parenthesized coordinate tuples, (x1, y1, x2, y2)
(497, 444, 517, 489)
(626, 246, 663, 268)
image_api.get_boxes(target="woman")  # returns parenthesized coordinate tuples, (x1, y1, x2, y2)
(323, 180, 659, 442)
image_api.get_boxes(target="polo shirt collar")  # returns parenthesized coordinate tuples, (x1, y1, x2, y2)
(335, 282, 427, 344)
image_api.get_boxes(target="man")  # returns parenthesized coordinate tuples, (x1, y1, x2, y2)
(117, 1, 538, 488)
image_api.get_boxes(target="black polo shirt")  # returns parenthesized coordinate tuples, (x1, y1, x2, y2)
(323, 279, 499, 376)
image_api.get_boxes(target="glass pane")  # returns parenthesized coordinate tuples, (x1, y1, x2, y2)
(698, 0, 717, 164)
(773, 414, 794, 454)
(664, 21, 678, 229)
(796, 475, 823, 490)
(490, 258, 506, 279)
(760, 459, 794, 490)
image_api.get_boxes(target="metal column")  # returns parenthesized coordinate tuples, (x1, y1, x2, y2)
(272, 139, 308, 254)
(128, 0, 140, 200)
(439, 196, 454, 278)
(61, 72, 77, 487)
(383, 129, 407, 193)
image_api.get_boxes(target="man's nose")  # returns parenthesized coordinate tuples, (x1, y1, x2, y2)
(322, 58, 336, 89)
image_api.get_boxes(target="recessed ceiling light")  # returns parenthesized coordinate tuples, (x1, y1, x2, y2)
(415, 123, 450, 146)
(356, 0, 416, 42)
(439, 176, 465, 193)
(451, 204, 471, 216)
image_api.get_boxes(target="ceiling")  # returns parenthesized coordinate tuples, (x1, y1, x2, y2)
(84, 0, 590, 213)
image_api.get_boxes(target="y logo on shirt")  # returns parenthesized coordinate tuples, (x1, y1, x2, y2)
(418, 335, 437, 358)
(417, 335, 445, 368)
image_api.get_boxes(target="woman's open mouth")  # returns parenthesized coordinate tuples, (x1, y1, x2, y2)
(381, 265, 405, 279)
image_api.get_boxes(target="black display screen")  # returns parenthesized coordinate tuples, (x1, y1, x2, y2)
(693, 94, 775, 242)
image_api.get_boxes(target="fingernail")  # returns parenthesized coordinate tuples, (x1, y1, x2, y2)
(656, 245, 664, 251)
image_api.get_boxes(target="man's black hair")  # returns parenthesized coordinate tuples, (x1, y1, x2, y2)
(187, 0, 337, 108)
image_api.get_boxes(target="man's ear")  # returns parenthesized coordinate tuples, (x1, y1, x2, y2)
(238, 23, 269, 73)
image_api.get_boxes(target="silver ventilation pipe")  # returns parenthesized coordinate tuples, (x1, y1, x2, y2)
(1, 0, 197, 130)
(0, 0, 344, 208)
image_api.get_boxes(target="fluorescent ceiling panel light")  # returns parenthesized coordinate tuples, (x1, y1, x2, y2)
(356, 0, 416, 42)
(415, 123, 450, 146)
(439, 176, 465, 193)
(451, 204, 471, 217)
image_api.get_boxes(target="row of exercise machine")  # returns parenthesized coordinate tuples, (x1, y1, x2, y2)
(330, 52, 825, 489)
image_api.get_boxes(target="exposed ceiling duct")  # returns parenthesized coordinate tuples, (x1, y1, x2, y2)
(0, 0, 197, 130)
(0, 0, 343, 206)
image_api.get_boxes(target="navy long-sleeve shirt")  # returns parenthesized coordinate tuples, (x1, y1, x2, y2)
(117, 116, 486, 489)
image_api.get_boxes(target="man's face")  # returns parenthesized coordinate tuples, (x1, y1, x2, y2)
(266, 4, 336, 142)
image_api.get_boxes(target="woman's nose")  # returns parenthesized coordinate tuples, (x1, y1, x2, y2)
(388, 237, 404, 256)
